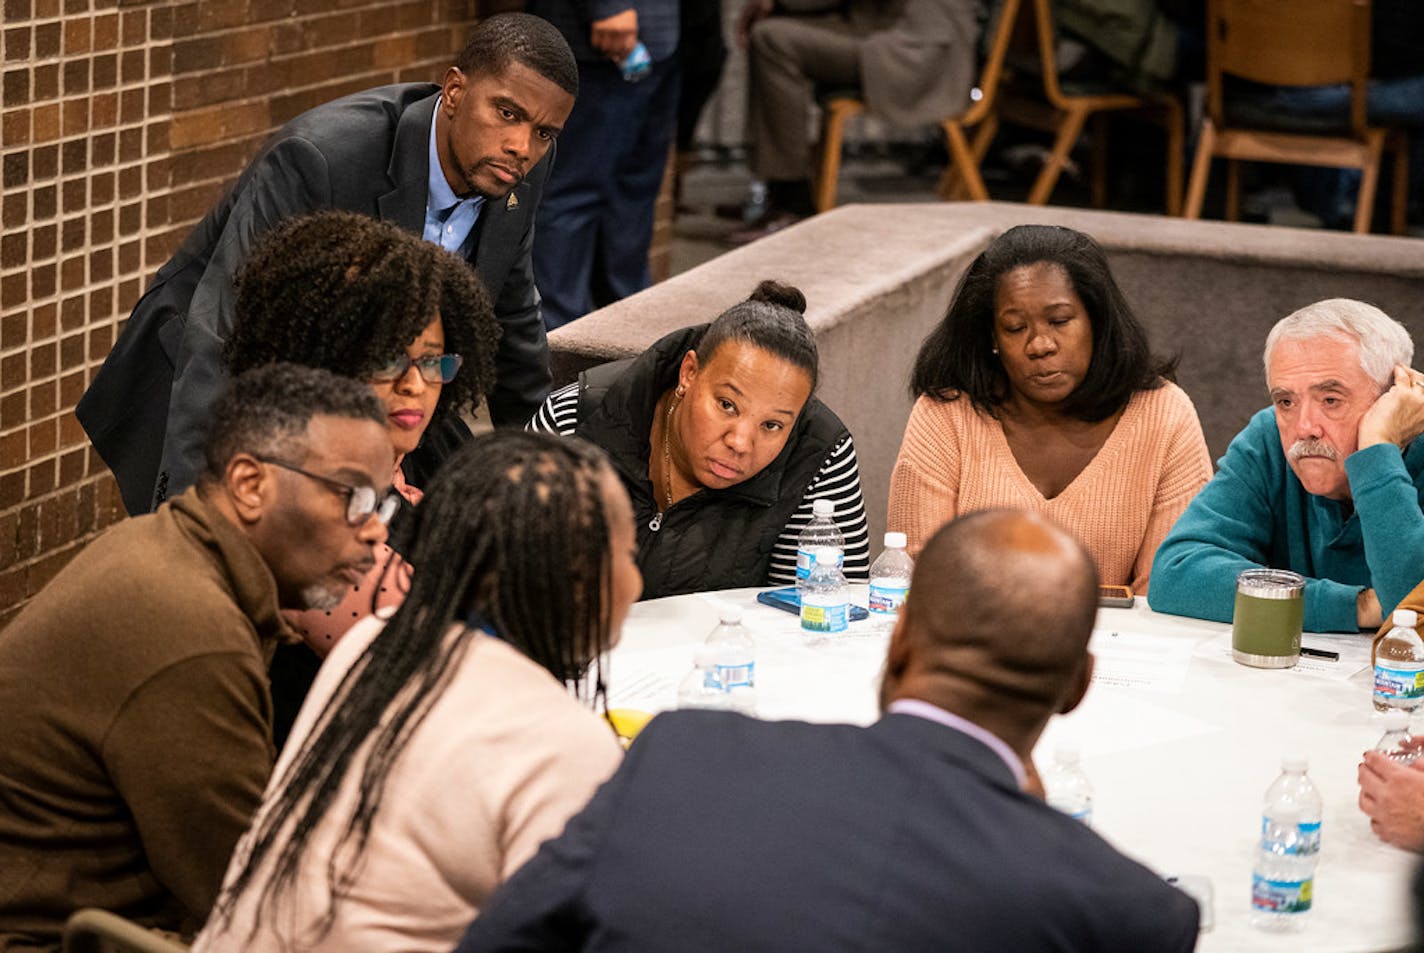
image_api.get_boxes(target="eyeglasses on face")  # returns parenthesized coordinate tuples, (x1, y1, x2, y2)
(370, 353, 463, 385)
(255, 457, 401, 526)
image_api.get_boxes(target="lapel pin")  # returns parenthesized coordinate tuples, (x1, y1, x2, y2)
(506, 192, 519, 211)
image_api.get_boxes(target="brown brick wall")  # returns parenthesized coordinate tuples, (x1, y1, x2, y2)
(0, 0, 486, 627)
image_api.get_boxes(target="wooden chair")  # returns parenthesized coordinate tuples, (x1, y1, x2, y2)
(812, 0, 1023, 212)
(1182, 0, 1408, 234)
(994, 0, 1185, 214)
(63, 909, 190, 953)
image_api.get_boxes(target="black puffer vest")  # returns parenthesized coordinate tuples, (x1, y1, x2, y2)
(576, 326, 851, 599)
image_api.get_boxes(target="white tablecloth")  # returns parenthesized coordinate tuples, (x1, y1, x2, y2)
(606, 586, 1418, 953)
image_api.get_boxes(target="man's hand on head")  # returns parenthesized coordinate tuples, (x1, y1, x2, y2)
(1357, 364, 1424, 450)
(591, 8, 639, 61)
(1358, 748, 1424, 851)
(737, 0, 776, 48)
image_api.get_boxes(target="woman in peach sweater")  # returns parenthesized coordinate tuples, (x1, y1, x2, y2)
(888, 225, 1211, 595)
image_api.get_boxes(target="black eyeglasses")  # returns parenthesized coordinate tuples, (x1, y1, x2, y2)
(256, 457, 401, 526)
(370, 353, 463, 385)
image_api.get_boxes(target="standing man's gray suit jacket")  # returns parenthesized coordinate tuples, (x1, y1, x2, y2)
(77, 84, 554, 514)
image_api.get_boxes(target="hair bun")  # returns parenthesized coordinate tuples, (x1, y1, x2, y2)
(746, 279, 806, 314)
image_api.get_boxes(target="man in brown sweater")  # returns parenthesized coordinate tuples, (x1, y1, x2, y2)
(0, 363, 395, 950)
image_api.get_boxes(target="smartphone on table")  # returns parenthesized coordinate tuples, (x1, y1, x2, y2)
(757, 586, 870, 621)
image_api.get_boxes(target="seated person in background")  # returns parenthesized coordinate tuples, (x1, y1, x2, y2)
(529, 280, 869, 598)
(0, 365, 395, 949)
(730, 0, 977, 239)
(888, 224, 1211, 595)
(1151, 299, 1424, 632)
(225, 210, 499, 746)
(454, 509, 1201, 952)
(194, 432, 637, 953)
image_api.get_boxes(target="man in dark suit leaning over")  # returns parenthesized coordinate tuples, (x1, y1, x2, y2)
(456, 509, 1201, 953)
(77, 13, 578, 515)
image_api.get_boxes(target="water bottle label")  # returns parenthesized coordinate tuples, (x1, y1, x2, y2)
(868, 584, 908, 615)
(801, 603, 848, 633)
(715, 661, 754, 690)
(1259, 817, 1321, 853)
(797, 547, 844, 580)
(1251, 874, 1312, 914)
(1374, 662, 1424, 703)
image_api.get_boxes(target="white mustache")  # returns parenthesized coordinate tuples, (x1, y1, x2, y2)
(1288, 438, 1339, 463)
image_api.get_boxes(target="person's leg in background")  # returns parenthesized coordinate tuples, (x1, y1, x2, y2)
(595, 56, 680, 309)
(739, 13, 860, 239)
(676, 0, 726, 176)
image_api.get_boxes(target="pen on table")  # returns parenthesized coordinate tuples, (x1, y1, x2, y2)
(1299, 647, 1339, 661)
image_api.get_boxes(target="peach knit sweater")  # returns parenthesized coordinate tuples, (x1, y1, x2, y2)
(887, 382, 1211, 594)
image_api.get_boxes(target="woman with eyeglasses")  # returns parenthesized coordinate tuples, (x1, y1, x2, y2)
(195, 431, 640, 953)
(225, 210, 499, 744)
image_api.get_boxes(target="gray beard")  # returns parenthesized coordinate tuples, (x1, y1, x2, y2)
(300, 583, 344, 611)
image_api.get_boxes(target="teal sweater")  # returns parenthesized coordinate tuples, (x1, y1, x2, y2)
(1149, 408, 1424, 632)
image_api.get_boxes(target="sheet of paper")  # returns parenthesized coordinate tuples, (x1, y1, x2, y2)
(1087, 628, 1195, 693)
(1200, 631, 1370, 682)
(1043, 693, 1219, 759)
(603, 646, 689, 712)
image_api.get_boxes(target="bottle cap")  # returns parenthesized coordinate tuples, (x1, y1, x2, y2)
(814, 546, 842, 566)
(1383, 710, 1411, 732)
(884, 531, 907, 549)
(812, 498, 834, 518)
(1280, 753, 1309, 773)
(1394, 608, 1419, 628)
(718, 604, 744, 625)
(1054, 740, 1081, 764)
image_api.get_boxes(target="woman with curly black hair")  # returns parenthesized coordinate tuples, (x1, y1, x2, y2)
(226, 209, 500, 741)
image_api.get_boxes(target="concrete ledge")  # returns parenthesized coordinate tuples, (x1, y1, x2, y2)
(551, 202, 1424, 540)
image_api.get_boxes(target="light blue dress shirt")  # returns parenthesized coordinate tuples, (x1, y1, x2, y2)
(423, 106, 484, 255)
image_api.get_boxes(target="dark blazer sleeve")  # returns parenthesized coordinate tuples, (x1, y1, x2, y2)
(477, 143, 556, 428)
(155, 135, 333, 504)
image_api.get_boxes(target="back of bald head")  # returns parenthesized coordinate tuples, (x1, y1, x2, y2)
(902, 509, 1099, 710)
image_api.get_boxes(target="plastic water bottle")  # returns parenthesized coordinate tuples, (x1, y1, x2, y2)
(620, 41, 651, 83)
(1249, 755, 1321, 932)
(796, 499, 844, 591)
(705, 605, 756, 715)
(868, 532, 913, 633)
(1375, 710, 1418, 764)
(677, 646, 731, 710)
(1044, 741, 1093, 826)
(1374, 608, 1424, 712)
(801, 547, 849, 634)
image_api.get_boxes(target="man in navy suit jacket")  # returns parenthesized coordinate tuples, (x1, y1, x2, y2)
(77, 14, 578, 514)
(456, 509, 1201, 952)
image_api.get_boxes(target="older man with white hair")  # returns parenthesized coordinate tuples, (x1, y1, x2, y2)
(1151, 298, 1424, 632)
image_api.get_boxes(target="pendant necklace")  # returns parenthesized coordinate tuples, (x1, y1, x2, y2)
(650, 393, 678, 532)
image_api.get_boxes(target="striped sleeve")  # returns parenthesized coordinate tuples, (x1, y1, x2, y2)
(526, 382, 580, 435)
(767, 434, 872, 585)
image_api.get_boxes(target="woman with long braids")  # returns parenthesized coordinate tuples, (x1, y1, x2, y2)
(225, 209, 500, 746)
(193, 431, 640, 953)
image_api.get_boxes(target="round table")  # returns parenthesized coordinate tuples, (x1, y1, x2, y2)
(607, 586, 1418, 953)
